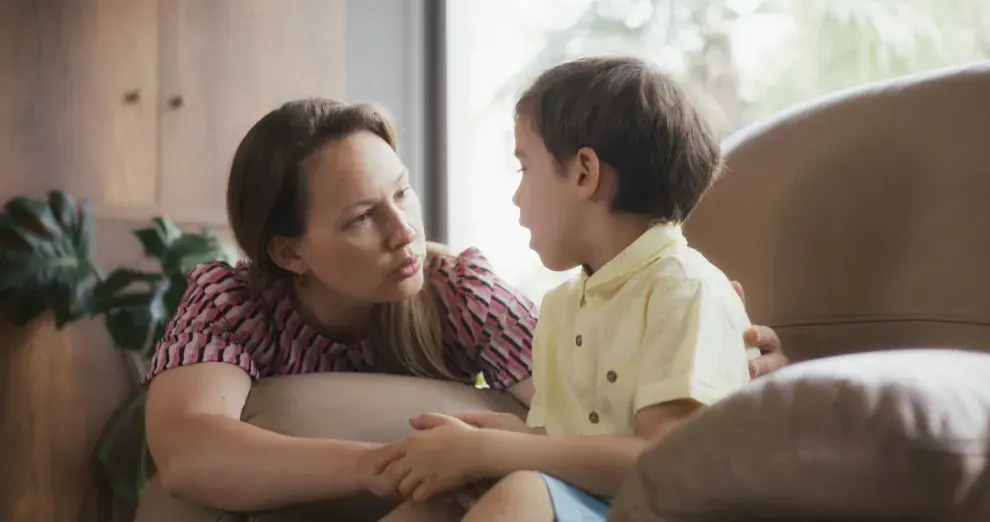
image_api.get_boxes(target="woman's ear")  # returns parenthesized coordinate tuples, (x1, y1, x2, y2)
(268, 235, 307, 276)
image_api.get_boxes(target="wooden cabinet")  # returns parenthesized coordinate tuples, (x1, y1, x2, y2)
(1, 0, 346, 225)
(0, 0, 160, 212)
(159, 0, 346, 223)
(0, 1, 346, 521)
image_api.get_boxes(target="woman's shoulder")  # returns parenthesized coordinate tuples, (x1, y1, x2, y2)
(176, 259, 273, 324)
(184, 260, 253, 299)
(424, 243, 496, 286)
(424, 243, 535, 308)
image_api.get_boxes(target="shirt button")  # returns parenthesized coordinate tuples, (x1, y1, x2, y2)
(575, 334, 583, 347)
(606, 370, 618, 383)
(588, 411, 600, 424)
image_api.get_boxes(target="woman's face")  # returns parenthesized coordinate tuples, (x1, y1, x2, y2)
(272, 130, 427, 303)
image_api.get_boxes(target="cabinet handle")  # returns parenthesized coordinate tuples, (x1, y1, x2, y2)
(168, 95, 185, 109)
(123, 89, 141, 104)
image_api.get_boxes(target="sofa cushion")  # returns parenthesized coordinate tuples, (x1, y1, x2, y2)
(135, 372, 526, 522)
(608, 349, 990, 522)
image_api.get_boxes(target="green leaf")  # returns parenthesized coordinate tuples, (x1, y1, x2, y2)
(76, 199, 94, 260)
(134, 217, 187, 263)
(95, 389, 149, 508)
(52, 281, 74, 328)
(98, 269, 170, 352)
(49, 190, 78, 234)
(73, 266, 100, 317)
(0, 213, 50, 255)
(94, 269, 160, 305)
(0, 257, 33, 292)
(163, 280, 187, 318)
(0, 191, 98, 328)
(4, 197, 58, 237)
(106, 306, 154, 351)
(93, 216, 232, 354)
(161, 234, 212, 271)
(152, 217, 183, 245)
(12, 290, 47, 326)
(133, 227, 168, 261)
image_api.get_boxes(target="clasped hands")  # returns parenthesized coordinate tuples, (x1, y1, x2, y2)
(360, 411, 526, 504)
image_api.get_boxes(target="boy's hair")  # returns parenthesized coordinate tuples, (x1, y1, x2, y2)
(515, 56, 722, 222)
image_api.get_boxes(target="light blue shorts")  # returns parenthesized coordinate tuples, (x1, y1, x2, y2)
(539, 473, 611, 522)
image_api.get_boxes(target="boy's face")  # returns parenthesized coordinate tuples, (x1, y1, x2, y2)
(512, 117, 584, 271)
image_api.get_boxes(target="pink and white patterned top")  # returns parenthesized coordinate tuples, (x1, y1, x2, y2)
(144, 248, 536, 390)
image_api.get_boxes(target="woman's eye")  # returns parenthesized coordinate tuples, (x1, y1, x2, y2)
(395, 186, 411, 200)
(351, 212, 372, 226)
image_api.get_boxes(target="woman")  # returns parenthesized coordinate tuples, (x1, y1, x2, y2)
(144, 98, 788, 513)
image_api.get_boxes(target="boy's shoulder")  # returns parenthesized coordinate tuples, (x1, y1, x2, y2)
(636, 243, 735, 296)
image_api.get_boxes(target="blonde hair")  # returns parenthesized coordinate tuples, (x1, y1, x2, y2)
(374, 242, 466, 381)
(227, 99, 468, 383)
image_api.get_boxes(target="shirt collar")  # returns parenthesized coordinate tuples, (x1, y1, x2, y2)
(581, 223, 687, 297)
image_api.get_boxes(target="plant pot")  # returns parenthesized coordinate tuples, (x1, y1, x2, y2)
(0, 314, 134, 522)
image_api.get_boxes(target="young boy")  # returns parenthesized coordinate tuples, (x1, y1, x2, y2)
(373, 55, 760, 522)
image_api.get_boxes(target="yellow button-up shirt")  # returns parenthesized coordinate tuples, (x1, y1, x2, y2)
(526, 224, 759, 436)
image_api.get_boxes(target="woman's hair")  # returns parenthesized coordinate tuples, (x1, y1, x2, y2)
(227, 98, 463, 382)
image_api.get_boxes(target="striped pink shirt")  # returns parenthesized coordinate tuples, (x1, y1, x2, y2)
(144, 248, 536, 390)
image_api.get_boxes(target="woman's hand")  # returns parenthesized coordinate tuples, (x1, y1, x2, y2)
(731, 281, 790, 378)
(372, 413, 484, 502)
(357, 446, 402, 498)
(453, 411, 530, 432)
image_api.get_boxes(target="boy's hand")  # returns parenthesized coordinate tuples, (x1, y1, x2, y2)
(373, 413, 484, 502)
(357, 445, 402, 498)
(454, 411, 529, 432)
(731, 280, 790, 377)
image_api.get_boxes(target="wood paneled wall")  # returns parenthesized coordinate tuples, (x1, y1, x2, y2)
(0, 1, 347, 520)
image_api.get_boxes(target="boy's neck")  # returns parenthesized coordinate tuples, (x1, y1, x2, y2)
(580, 213, 656, 275)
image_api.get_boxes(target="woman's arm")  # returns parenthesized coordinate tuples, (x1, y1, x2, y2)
(146, 363, 392, 512)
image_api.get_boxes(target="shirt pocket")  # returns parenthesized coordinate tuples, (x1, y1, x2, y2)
(596, 325, 642, 431)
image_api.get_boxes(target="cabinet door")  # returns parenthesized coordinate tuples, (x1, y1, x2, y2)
(158, 0, 347, 225)
(0, 0, 159, 214)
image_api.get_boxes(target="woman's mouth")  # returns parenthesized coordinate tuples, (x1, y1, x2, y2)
(393, 255, 422, 279)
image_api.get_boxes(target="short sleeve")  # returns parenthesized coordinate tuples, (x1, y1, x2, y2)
(633, 278, 752, 412)
(428, 248, 536, 390)
(142, 262, 260, 385)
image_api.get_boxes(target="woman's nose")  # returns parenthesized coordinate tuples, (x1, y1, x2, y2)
(387, 212, 417, 250)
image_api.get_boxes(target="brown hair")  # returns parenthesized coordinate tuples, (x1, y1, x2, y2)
(515, 56, 722, 222)
(227, 99, 463, 382)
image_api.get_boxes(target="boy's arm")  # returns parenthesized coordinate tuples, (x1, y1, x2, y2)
(474, 399, 699, 497)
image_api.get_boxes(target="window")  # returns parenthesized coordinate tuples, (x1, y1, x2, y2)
(444, 0, 990, 303)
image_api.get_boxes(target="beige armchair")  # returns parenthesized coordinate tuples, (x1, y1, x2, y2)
(686, 60, 990, 362)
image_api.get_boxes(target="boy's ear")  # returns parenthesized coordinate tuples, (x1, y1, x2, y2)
(573, 146, 602, 200)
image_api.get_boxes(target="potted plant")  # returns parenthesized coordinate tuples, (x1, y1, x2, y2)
(0, 190, 237, 507)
